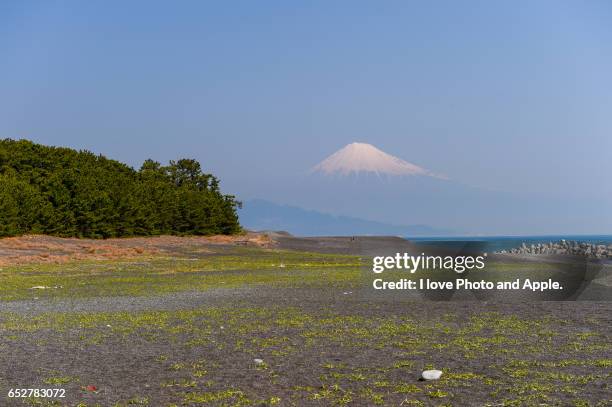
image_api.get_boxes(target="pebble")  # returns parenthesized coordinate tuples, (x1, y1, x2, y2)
(421, 370, 443, 380)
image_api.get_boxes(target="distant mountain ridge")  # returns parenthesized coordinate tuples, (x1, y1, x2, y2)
(239, 199, 453, 237)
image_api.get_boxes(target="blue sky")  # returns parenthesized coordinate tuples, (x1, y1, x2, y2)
(1, 1, 611, 234)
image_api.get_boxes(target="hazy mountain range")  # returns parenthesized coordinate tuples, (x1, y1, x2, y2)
(238, 143, 468, 236)
(237, 142, 473, 235)
(235, 142, 602, 236)
(238, 199, 453, 237)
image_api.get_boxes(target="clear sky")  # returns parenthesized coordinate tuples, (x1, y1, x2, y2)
(1, 1, 611, 234)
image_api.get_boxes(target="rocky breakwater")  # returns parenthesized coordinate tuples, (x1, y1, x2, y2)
(497, 240, 612, 259)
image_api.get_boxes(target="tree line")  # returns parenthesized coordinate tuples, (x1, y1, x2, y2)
(0, 139, 241, 238)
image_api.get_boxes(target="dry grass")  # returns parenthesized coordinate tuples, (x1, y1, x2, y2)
(0, 232, 273, 266)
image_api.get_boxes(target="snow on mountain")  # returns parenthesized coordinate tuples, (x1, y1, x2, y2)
(311, 142, 444, 178)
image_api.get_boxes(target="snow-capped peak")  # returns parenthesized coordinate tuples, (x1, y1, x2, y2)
(312, 142, 443, 178)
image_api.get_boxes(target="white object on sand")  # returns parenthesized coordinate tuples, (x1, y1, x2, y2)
(421, 370, 443, 380)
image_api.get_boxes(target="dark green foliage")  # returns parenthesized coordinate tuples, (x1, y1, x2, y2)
(0, 139, 241, 238)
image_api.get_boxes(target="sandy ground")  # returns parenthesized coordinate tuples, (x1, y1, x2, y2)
(1, 288, 610, 406)
(0, 234, 610, 406)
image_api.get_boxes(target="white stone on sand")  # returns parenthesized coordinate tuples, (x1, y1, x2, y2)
(421, 370, 443, 380)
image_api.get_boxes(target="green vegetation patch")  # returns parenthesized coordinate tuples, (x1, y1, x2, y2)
(0, 247, 362, 300)
(1, 304, 609, 405)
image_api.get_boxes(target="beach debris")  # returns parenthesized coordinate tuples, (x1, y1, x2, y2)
(421, 370, 443, 380)
(253, 358, 264, 365)
(29, 285, 62, 290)
(343, 291, 352, 295)
(84, 385, 98, 392)
(279, 263, 286, 268)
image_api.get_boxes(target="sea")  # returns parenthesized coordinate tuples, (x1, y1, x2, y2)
(409, 235, 612, 253)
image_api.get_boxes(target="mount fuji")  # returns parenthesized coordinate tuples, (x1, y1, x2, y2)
(239, 142, 543, 235)
(239, 142, 465, 236)
(312, 142, 445, 179)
